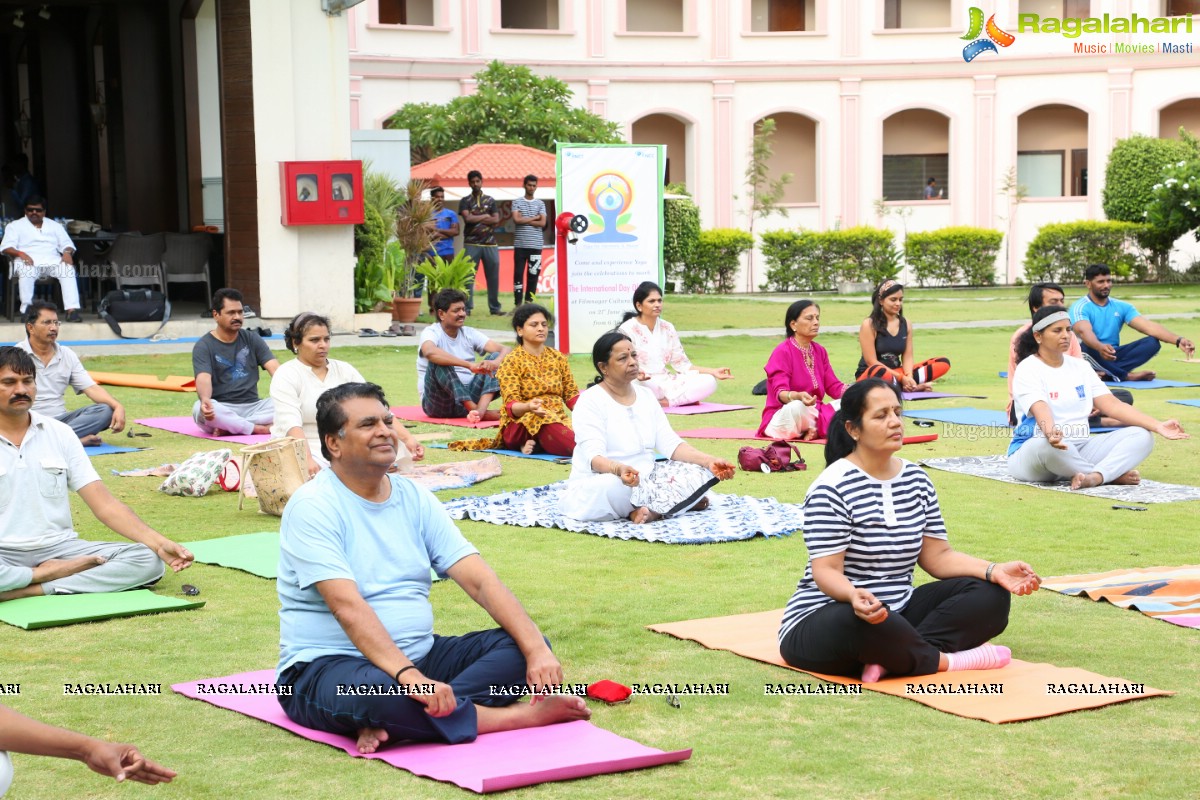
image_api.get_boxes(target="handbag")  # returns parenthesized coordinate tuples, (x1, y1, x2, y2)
(237, 438, 310, 516)
(158, 449, 233, 497)
(99, 289, 172, 339)
(737, 440, 806, 473)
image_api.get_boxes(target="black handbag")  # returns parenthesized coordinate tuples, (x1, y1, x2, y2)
(98, 289, 172, 339)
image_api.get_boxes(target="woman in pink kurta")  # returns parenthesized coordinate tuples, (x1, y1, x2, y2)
(758, 300, 847, 440)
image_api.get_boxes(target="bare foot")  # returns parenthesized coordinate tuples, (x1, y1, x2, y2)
(1127, 370, 1157, 382)
(861, 663, 888, 683)
(210, 428, 230, 437)
(356, 726, 388, 754)
(1070, 471, 1104, 490)
(465, 409, 483, 423)
(692, 497, 710, 512)
(477, 696, 591, 735)
(629, 506, 663, 524)
(914, 383, 933, 393)
(521, 440, 536, 455)
(36, 555, 106, 582)
(1113, 469, 1141, 485)
(252, 425, 271, 435)
(80, 434, 103, 447)
(799, 428, 818, 441)
(658, 398, 669, 408)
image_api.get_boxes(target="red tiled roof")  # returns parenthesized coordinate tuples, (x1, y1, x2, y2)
(410, 143, 557, 187)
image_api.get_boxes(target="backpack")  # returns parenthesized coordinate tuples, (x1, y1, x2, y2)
(98, 289, 172, 339)
(737, 440, 807, 473)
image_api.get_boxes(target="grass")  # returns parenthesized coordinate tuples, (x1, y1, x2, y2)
(4, 298, 1200, 799)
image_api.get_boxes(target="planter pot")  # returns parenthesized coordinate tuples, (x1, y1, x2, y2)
(391, 296, 422, 323)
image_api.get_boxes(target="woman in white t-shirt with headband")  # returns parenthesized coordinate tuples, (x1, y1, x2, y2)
(1007, 305, 1188, 490)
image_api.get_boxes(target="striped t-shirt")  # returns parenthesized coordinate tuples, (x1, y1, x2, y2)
(778, 458, 948, 644)
(511, 198, 546, 248)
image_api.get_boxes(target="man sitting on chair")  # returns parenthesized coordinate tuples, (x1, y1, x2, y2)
(0, 195, 84, 322)
(192, 288, 279, 436)
(16, 301, 125, 446)
(0, 346, 192, 602)
(277, 382, 589, 750)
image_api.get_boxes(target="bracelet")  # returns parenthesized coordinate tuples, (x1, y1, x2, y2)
(1176, 336, 1183, 348)
(395, 665, 417, 683)
(984, 562, 997, 583)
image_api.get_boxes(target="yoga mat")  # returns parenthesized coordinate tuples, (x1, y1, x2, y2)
(679, 427, 938, 445)
(904, 407, 1009, 427)
(188, 531, 443, 583)
(900, 391, 988, 401)
(444, 481, 802, 544)
(1104, 379, 1200, 390)
(133, 416, 270, 445)
(1041, 566, 1200, 629)
(429, 442, 570, 463)
(1167, 399, 1200, 408)
(173, 670, 691, 793)
(392, 406, 500, 429)
(1173, 359, 1200, 365)
(0, 590, 204, 630)
(88, 372, 196, 392)
(648, 610, 1170, 723)
(84, 443, 143, 457)
(663, 402, 754, 415)
(922, 454, 1200, 504)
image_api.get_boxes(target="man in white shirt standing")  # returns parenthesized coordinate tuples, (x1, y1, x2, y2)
(16, 301, 125, 446)
(0, 346, 192, 602)
(0, 195, 83, 322)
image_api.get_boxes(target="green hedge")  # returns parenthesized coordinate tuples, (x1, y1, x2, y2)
(663, 196, 700, 288)
(759, 227, 899, 292)
(906, 227, 1004, 287)
(687, 229, 753, 294)
(1023, 220, 1147, 284)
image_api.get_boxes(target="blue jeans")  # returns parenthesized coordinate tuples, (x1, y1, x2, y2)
(1081, 336, 1161, 382)
(279, 628, 536, 745)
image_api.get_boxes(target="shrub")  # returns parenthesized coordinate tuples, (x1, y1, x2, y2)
(690, 229, 753, 294)
(906, 227, 1004, 287)
(1023, 221, 1147, 284)
(663, 196, 700, 288)
(822, 227, 899, 285)
(759, 229, 805, 292)
(759, 227, 898, 291)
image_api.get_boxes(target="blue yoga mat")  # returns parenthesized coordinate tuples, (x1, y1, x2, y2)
(1167, 399, 1200, 408)
(904, 407, 1009, 426)
(1104, 379, 1200, 390)
(428, 443, 569, 463)
(84, 443, 143, 457)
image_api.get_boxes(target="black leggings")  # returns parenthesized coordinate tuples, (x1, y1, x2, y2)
(779, 578, 1010, 678)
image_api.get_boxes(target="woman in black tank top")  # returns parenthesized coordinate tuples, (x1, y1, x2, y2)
(855, 281, 950, 392)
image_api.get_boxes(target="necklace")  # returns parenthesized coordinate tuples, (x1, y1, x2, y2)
(790, 337, 819, 393)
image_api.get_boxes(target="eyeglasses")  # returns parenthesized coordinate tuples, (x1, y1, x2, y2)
(25, 207, 45, 214)
(37, 320, 62, 327)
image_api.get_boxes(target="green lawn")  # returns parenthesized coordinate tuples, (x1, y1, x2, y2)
(3, 305, 1200, 799)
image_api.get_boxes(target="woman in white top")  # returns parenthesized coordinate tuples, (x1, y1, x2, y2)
(1007, 306, 1187, 489)
(617, 281, 731, 407)
(270, 312, 425, 476)
(559, 331, 735, 523)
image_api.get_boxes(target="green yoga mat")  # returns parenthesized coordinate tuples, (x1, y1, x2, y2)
(0, 590, 205, 630)
(189, 531, 443, 583)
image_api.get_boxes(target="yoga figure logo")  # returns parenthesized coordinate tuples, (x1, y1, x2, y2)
(584, 172, 637, 243)
(961, 7, 1015, 62)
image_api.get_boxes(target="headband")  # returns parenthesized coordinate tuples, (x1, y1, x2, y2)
(876, 280, 899, 299)
(1032, 310, 1069, 333)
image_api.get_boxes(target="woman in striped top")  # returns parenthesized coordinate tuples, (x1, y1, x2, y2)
(778, 379, 1041, 683)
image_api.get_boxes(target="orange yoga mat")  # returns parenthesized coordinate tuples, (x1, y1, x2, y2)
(89, 372, 196, 392)
(647, 610, 1171, 723)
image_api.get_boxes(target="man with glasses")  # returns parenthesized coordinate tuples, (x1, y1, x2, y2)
(15, 301, 125, 445)
(0, 195, 83, 322)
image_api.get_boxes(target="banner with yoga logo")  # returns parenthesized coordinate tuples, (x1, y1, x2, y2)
(556, 144, 664, 354)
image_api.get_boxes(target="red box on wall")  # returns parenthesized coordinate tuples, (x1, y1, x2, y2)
(280, 161, 364, 226)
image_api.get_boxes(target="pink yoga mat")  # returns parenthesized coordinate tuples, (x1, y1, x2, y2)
(173, 670, 690, 793)
(663, 402, 753, 415)
(133, 417, 270, 445)
(392, 406, 500, 429)
(679, 427, 939, 446)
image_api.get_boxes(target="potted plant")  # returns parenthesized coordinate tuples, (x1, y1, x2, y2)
(415, 250, 478, 311)
(354, 168, 403, 315)
(389, 178, 441, 322)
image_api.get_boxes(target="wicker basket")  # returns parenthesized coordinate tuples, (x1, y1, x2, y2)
(237, 438, 309, 516)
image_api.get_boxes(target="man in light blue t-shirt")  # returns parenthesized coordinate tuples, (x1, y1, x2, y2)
(276, 382, 588, 750)
(1069, 264, 1194, 382)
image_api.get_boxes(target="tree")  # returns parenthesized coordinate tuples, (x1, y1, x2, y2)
(1103, 131, 1200, 278)
(1145, 155, 1200, 248)
(744, 118, 793, 292)
(387, 61, 623, 164)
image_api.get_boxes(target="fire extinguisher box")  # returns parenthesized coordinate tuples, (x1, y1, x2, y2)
(280, 161, 365, 226)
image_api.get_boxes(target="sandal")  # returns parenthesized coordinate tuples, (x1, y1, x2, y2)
(358, 328, 380, 337)
(380, 329, 399, 337)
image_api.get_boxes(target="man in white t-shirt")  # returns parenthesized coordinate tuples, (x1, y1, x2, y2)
(0, 346, 193, 602)
(416, 288, 509, 420)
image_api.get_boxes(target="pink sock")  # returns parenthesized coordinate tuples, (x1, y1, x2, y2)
(945, 643, 1011, 673)
(861, 663, 887, 683)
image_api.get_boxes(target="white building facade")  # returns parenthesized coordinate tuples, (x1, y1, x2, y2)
(347, 0, 1200, 288)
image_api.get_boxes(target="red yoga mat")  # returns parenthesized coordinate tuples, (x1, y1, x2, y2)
(392, 406, 500, 429)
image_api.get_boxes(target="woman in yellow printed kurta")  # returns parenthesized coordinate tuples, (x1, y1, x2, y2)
(449, 304, 579, 456)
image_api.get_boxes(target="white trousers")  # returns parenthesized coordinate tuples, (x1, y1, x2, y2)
(16, 261, 80, 312)
(642, 371, 717, 407)
(1007, 427, 1154, 484)
(764, 399, 840, 439)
